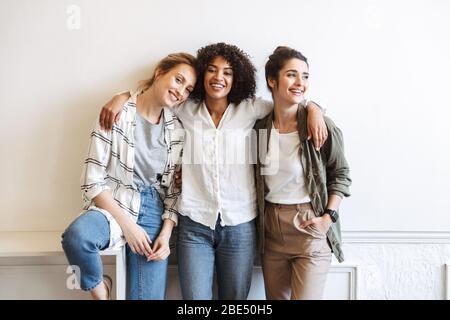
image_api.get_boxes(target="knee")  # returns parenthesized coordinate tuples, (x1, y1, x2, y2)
(61, 222, 91, 253)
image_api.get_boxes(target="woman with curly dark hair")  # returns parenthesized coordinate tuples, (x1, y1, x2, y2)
(99, 43, 327, 300)
(189, 42, 257, 105)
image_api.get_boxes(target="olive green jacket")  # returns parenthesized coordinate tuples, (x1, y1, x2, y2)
(254, 107, 351, 262)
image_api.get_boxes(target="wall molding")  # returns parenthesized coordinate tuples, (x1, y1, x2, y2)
(445, 263, 449, 300)
(0, 264, 116, 299)
(342, 231, 450, 244)
(329, 264, 359, 300)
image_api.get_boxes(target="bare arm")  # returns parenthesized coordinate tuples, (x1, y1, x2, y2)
(325, 194, 342, 212)
(93, 192, 153, 258)
(99, 92, 131, 131)
(300, 194, 342, 233)
(306, 101, 328, 151)
(147, 165, 183, 261)
(255, 98, 328, 150)
(147, 219, 175, 261)
(319, 194, 342, 227)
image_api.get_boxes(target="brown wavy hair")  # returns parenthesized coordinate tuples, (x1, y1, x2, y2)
(139, 52, 196, 92)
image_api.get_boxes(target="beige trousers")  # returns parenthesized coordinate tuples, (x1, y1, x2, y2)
(262, 202, 332, 300)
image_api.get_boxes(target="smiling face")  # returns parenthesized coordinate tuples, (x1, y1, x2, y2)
(153, 63, 197, 107)
(203, 56, 234, 102)
(269, 58, 309, 105)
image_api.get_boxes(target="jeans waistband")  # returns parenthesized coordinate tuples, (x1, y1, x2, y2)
(136, 184, 159, 195)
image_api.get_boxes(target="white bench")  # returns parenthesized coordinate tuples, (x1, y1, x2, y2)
(0, 231, 126, 300)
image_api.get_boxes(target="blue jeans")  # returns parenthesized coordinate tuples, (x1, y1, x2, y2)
(61, 186, 168, 299)
(177, 215, 257, 300)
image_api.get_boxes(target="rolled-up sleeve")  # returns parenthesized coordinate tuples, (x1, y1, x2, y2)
(80, 118, 113, 209)
(252, 98, 274, 120)
(323, 119, 351, 198)
(161, 164, 182, 226)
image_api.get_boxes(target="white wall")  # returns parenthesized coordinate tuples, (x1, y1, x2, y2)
(1, 0, 449, 299)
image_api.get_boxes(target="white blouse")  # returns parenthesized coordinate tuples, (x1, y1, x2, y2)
(264, 124, 311, 205)
(173, 98, 273, 229)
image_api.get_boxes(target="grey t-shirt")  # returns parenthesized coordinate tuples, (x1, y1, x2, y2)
(133, 110, 168, 199)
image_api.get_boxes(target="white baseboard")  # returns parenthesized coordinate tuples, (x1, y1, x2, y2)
(445, 263, 450, 300)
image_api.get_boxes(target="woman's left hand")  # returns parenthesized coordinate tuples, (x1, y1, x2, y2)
(299, 215, 332, 234)
(306, 101, 328, 151)
(147, 234, 171, 261)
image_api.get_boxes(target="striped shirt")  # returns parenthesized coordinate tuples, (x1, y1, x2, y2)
(80, 91, 184, 249)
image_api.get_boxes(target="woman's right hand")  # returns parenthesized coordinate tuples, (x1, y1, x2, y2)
(99, 92, 130, 131)
(120, 219, 153, 257)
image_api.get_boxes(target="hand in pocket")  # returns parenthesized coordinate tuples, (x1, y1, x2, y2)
(297, 215, 331, 235)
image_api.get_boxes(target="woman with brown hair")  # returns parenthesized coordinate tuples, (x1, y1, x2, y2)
(254, 46, 351, 299)
(61, 53, 196, 300)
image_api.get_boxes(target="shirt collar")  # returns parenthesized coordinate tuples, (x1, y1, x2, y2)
(126, 89, 176, 129)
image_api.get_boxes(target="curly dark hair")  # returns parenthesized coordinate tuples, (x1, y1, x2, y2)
(189, 42, 256, 105)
